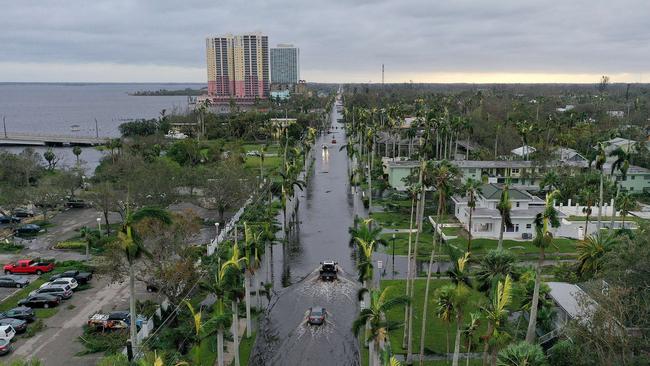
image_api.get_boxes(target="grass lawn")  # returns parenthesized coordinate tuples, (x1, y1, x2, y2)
(381, 279, 488, 356)
(0, 242, 24, 253)
(447, 237, 578, 256)
(380, 231, 435, 259)
(0, 277, 50, 312)
(237, 331, 256, 366)
(441, 227, 462, 237)
(198, 335, 217, 366)
(243, 156, 283, 171)
(371, 211, 414, 229)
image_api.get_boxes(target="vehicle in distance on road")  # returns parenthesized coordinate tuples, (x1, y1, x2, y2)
(319, 261, 338, 281)
(13, 224, 41, 235)
(0, 307, 35, 323)
(12, 208, 34, 218)
(4, 260, 54, 275)
(331, 138, 337, 144)
(307, 307, 326, 325)
(0, 318, 27, 334)
(88, 311, 147, 331)
(40, 277, 78, 290)
(0, 325, 16, 342)
(0, 338, 11, 356)
(50, 270, 92, 284)
(65, 199, 90, 209)
(30, 284, 73, 300)
(18, 294, 60, 308)
(0, 275, 30, 288)
(0, 215, 20, 224)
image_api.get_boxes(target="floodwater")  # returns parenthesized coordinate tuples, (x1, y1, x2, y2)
(251, 99, 364, 366)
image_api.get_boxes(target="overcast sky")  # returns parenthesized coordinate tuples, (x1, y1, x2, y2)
(1, 0, 648, 83)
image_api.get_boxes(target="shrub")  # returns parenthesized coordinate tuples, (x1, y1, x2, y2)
(54, 241, 86, 250)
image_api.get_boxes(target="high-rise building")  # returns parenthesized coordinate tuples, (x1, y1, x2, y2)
(205, 33, 269, 99)
(270, 44, 300, 85)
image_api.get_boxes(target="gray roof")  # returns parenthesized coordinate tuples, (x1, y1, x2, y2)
(547, 282, 596, 320)
(480, 183, 532, 201)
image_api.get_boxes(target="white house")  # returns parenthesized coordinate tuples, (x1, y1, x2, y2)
(451, 183, 563, 240)
(511, 145, 537, 158)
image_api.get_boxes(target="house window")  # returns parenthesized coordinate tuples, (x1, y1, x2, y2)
(512, 168, 520, 174)
(516, 202, 520, 208)
(526, 224, 532, 229)
(476, 223, 493, 232)
(631, 176, 635, 180)
(515, 224, 520, 232)
(468, 168, 476, 173)
(644, 175, 650, 180)
(506, 224, 515, 232)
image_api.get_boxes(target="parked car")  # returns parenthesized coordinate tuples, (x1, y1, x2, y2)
(0, 326, 16, 342)
(0, 319, 26, 334)
(245, 150, 261, 157)
(65, 199, 89, 209)
(17, 294, 60, 308)
(0, 339, 11, 356)
(0, 276, 30, 288)
(12, 208, 34, 218)
(40, 277, 77, 290)
(29, 284, 73, 300)
(50, 270, 92, 284)
(307, 307, 326, 325)
(0, 307, 35, 323)
(0, 215, 20, 224)
(13, 224, 41, 235)
(88, 311, 147, 330)
(4, 260, 54, 275)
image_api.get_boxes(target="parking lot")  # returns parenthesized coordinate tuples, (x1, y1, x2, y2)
(5, 275, 155, 365)
(0, 275, 39, 303)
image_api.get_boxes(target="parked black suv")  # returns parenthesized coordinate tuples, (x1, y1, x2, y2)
(50, 270, 93, 284)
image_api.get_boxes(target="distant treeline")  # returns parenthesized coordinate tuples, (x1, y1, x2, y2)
(129, 87, 207, 96)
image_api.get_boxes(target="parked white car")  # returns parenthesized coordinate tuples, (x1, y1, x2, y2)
(40, 277, 78, 290)
(0, 325, 16, 342)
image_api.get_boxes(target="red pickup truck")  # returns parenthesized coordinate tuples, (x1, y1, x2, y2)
(4, 260, 54, 275)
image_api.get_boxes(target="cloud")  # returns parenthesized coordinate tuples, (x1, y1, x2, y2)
(1, 0, 648, 82)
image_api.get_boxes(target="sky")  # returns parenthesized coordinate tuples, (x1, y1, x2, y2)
(1, 0, 649, 83)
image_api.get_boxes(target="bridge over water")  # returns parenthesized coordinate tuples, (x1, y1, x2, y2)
(0, 133, 109, 147)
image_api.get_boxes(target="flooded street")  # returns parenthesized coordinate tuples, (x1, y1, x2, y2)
(250, 99, 363, 365)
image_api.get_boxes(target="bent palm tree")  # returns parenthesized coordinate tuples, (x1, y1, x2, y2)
(497, 183, 512, 250)
(462, 178, 482, 253)
(481, 275, 513, 366)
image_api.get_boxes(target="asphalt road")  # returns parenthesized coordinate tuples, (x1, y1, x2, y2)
(251, 100, 363, 366)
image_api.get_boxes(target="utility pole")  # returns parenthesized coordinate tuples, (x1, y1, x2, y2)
(94, 118, 99, 138)
(2, 116, 6, 138)
(381, 64, 385, 87)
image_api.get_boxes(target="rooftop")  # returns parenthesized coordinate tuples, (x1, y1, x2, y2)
(480, 183, 532, 201)
(547, 282, 597, 320)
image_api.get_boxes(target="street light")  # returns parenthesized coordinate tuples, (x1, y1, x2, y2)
(392, 232, 396, 278)
(215, 222, 220, 238)
(96, 217, 101, 235)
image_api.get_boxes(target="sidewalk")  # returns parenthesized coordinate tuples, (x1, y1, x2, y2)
(220, 318, 247, 366)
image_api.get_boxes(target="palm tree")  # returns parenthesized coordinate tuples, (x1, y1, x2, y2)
(200, 254, 241, 366)
(609, 146, 631, 228)
(242, 223, 262, 338)
(447, 253, 472, 366)
(576, 231, 619, 277)
(117, 205, 172, 356)
(475, 249, 519, 295)
(419, 160, 461, 365)
(462, 178, 482, 253)
(481, 275, 513, 366)
(579, 187, 597, 236)
(259, 143, 268, 182)
(616, 191, 638, 229)
(496, 341, 547, 366)
(538, 171, 559, 192)
(223, 242, 247, 366)
(463, 312, 481, 366)
(352, 287, 409, 366)
(72, 146, 82, 166)
(279, 162, 305, 233)
(435, 285, 456, 355)
(497, 183, 512, 250)
(595, 142, 607, 230)
(402, 182, 420, 350)
(526, 190, 561, 343)
(351, 218, 385, 288)
(515, 120, 534, 160)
